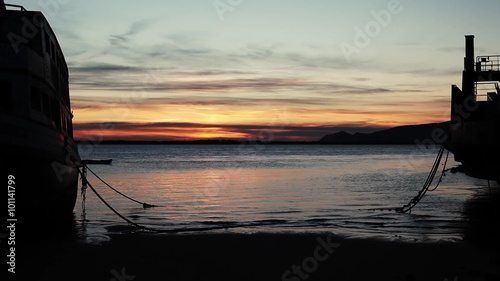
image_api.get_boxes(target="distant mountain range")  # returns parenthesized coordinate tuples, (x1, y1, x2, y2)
(318, 122, 450, 144)
(77, 122, 451, 145)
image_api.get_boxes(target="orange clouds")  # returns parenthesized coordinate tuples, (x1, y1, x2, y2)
(73, 102, 447, 141)
(69, 66, 452, 141)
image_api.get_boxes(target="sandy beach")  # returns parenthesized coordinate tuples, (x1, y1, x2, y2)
(12, 183, 499, 281)
(13, 230, 499, 281)
(11, 166, 500, 281)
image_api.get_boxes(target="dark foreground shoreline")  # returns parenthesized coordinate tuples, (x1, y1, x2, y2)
(14, 232, 500, 281)
(11, 181, 500, 280)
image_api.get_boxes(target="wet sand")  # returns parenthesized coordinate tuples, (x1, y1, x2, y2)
(11, 186, 500, 280)
(15, 232, 500, 281)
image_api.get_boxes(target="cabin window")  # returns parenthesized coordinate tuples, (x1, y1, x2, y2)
(50, 97, 61, 130)
(0, 81, 12, 113)
(44, 31, 50, 55)
(29, 16, 43, 55)
(0, 18, 5, 42)
(28, 29, 43, 55)
(42, 92, 51, 118)
(30, 87, 42, 111)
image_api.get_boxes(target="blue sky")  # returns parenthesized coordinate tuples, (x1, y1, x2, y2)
(11, 0, 500, 140)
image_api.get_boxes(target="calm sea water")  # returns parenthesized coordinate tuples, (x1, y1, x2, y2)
(74, 144, 491, 243)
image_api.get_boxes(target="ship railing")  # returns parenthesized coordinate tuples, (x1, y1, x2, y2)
(2, 4, 27, 11)
(474, 81, 500, 101)
(476, 55, 500, 72)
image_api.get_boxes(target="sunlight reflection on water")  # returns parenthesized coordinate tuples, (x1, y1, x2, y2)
(74, 144, 489, 242)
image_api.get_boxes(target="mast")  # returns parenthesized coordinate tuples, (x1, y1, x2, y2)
(0, 0, 6, 11)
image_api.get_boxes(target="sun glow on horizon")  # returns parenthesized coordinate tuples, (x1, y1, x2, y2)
(19, 0, 489, 141)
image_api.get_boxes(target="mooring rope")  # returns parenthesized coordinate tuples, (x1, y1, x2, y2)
(85, 165, 158, 208)
(364, 145, 449, 213)
(428, 149, 450, 192)
(80, 166, 88, 220)
(395, 145, 446, 213)
(79, 145, 450, 232)
(77, 167, 285, 233)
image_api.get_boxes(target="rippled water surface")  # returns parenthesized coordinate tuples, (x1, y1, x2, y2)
(74, 144, 491, 243)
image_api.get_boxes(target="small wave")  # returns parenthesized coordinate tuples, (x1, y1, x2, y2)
(259, 210, 303, 215)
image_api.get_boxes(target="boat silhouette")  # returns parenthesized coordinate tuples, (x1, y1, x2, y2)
(1, 1, 81, 217)
(447, 36, 500, 183)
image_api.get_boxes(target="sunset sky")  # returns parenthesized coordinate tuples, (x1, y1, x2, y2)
(15, 0, 500, 141)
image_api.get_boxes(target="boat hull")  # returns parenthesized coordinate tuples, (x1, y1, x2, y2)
(447, 145, 500, 181)
(1, 114, 80, 218)
(2, 143, 79, 217)
(1, 5, 80, 221)
(447, 119, 500, 181)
